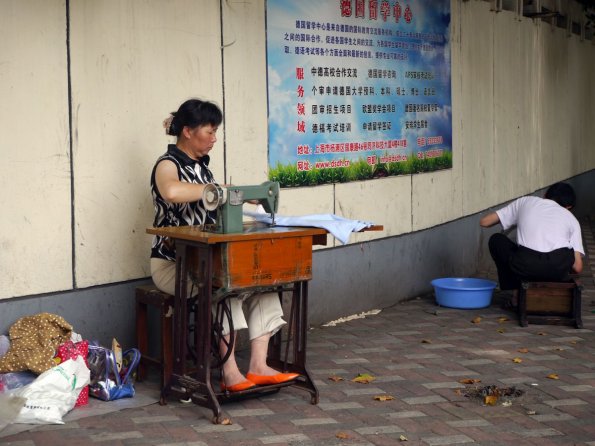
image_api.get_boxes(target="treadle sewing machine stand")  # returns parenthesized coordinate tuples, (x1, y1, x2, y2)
(146, 223, 328, 423)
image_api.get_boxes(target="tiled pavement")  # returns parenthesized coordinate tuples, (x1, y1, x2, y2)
(1, 217, 594, 446)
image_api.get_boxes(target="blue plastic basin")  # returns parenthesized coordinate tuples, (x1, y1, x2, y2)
(431, 278, 497, 309)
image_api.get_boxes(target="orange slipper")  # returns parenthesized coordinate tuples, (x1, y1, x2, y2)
(246, 372, 300, 385)
(220, 379, 256, 392)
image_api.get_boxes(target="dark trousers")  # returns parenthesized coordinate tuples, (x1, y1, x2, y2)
(488, 233, 575, 290)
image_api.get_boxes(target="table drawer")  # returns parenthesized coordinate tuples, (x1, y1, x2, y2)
(213, 235, 313, 289)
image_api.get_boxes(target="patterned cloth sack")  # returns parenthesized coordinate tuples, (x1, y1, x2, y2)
(0, 313, 72, 374)
(87, 344, 140, 401)
(55, 340, 90, 407)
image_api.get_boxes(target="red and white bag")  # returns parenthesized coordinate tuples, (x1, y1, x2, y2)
(55, 340, 90, 407)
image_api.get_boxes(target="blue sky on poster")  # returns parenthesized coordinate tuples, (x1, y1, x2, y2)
(266, 0, 451, 169)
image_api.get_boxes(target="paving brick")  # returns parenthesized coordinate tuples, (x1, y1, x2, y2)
(89, 430, 144, 442)
(156, 442, 208, 446)
(402, 395, 448, 405)
(385, 362, 425, 370)
(422, 382, 465, 390)
(318, 402, 364, 410)
(332, 358, 370, 364)
(558, 385, 595, 392)
(421, 434, 475, 445)
(515, 428, 564, 438)
(226, 408, 274, 417)
(259, 433, 310, 444)
(192, 423, 244, 433)
(459, 359, 496, 366)
(543, 398, 588, 407)
(131, 415, 180, 424)
(354, 425, 405, 435)
(447, 418, 492, 428)
(291, 417, 338, 426)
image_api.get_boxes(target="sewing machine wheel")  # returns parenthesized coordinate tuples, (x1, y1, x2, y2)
(203, 183, 226, 210)
(211, 297, 234, 368)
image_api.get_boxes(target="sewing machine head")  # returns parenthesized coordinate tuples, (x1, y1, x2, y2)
(202, 181, 280, 233)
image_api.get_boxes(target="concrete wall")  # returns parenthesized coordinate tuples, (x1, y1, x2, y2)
(1, 0, 594, 344)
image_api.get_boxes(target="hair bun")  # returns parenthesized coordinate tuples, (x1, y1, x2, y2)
(163, 114, 175, 135)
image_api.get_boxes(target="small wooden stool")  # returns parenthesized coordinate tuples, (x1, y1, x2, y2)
(518, 279, 583, 328)
(135, 285, 174, 389)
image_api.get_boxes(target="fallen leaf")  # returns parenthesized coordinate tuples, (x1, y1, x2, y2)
(526, 409, 536, 415)
(352, 373, 376, 384)
(336, 432, 350, 439)
(328, 375, 344, 382)
(373, 394, 395, 401)
(497, 328, 505, 333)
(454, 389, 462, 395)
(517, 348, 529, 353)
(498, 317, 509, 323)
(538, 332, 547, 336)
(459, 378, 481, 384)
(421, 339, 432, 344)
(471, 316, 482, 324)
(570, 341, 577, 344)
(214, 417, 232, 425)
(399, 434, 408, 441)
(512, 357, 523, 363)
(484, 395, 498, 405)
(546, 373, 559, 380)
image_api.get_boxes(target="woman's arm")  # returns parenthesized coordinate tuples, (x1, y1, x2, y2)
(155, 160, 207, 203)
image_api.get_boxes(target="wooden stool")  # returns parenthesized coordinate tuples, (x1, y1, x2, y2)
(135, 285, 174, 389)
(518, 279, 583, 328)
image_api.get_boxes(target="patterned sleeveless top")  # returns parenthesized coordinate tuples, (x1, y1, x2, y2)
(150, 144, 217, 261)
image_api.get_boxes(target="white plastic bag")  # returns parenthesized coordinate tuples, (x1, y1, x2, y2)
(12, 356, 90, 425)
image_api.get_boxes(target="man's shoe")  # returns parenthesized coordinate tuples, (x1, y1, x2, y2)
(220, 379, 256, 392)
(246, 372, 300, 385)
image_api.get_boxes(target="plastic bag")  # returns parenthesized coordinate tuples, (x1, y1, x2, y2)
(11, 356, 90, 425)
(0, 371, 37, 392)
(55, 340, 90, 406)
(88, 343, 140, 401)
(0, 335, 9, 358)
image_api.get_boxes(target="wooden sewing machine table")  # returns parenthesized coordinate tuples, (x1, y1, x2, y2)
(146, 222, 329, 423)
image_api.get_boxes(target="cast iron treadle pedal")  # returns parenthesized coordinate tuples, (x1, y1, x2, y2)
(177, 375, 203, 392)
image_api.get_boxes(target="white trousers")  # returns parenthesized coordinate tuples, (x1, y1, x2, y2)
(150, 258, 286, 340)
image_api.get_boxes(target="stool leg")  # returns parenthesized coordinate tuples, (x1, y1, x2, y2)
(573, 285, 583, 329)
(162, 302, 173, 389)
(518, 285, 528, 327)
(136, 299, 148, 381)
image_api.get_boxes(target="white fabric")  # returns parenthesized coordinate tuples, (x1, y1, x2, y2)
(496, 196, 584, 254)
(245, 210, 374, 245)
(150, 258, 285, 339)
(220, 292, 285, 340)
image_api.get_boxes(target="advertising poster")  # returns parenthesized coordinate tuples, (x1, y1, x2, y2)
(266, 0, 451, 187)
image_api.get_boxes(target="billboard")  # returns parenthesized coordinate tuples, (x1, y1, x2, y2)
(266, 0, 452, 187)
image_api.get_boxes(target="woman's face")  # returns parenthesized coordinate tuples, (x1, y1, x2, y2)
(185, 124, 218, 158)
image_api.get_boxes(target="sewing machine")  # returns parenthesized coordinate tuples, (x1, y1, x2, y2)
(202, 181, 280, 233)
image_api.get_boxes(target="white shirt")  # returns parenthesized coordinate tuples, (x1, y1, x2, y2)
(496, 196, 584, 255)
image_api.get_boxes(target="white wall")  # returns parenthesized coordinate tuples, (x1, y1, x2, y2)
(1, 0, 594, 300)
(0, 0, 72, 297)
(69, 0, 224, 288)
